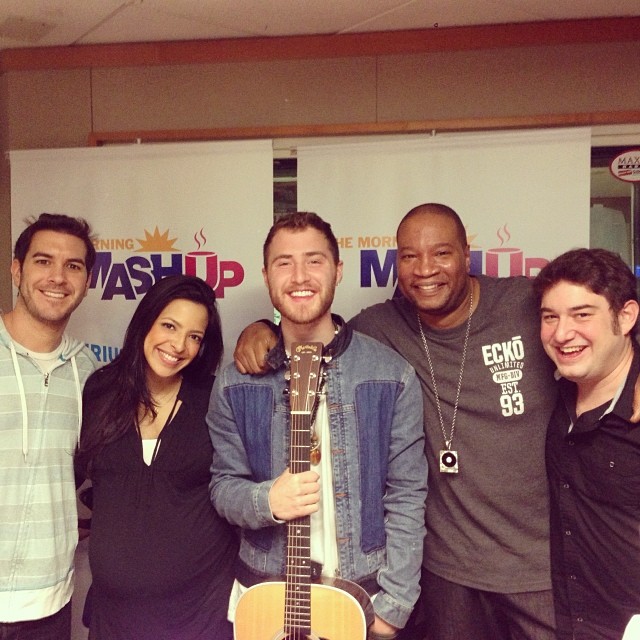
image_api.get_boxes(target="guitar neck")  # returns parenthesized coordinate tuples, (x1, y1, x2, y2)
(285, 413, 313, 633)
(285, 343, 322, 635)
(284, 513, 312, 633)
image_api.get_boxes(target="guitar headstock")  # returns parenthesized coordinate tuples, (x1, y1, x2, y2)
(289, 342, 323, 415)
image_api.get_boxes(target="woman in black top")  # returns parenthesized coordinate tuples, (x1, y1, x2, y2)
(76, 275, 237, 640)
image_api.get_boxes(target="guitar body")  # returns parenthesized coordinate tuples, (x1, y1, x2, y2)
(234, 578, 372, 640)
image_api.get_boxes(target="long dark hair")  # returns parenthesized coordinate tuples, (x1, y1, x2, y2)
(76, 275, 222, 475)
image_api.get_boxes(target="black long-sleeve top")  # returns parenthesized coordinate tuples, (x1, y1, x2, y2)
(547, 343, 640, 640)
(84, 377, 238, 640)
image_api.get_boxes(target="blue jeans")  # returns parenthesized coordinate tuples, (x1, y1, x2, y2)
(399, 568, 556, 640)
(0, 602, 71, 640)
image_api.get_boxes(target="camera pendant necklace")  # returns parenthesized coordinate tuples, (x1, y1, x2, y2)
(417, 285, 473, 474)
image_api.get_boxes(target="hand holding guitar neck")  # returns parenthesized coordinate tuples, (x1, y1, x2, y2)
(269, 467, 320, 521)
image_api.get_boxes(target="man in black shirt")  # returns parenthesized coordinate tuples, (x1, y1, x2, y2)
(533, 248, 640, 640)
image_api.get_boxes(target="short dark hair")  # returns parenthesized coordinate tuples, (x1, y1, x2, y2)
(533, 248, 638, 331)
(398, 203, 468, 249)
(263, 211, 340, 267)
(13, 213, 96, 273)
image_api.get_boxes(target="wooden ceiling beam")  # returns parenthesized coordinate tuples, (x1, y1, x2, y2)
(2, 17, 639, 72)
(88, 110, 640, 146)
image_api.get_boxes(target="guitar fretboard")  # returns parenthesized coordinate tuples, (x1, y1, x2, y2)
(284, 343, 322, 635)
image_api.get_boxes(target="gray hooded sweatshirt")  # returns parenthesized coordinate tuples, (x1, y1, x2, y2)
(0, 315, 96, 622)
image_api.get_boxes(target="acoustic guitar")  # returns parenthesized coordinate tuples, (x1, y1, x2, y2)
(234, 341, 374, 640)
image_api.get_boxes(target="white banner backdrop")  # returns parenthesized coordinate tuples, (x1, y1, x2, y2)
(297, 128, 592, 321)
(10, 141, 275, 367)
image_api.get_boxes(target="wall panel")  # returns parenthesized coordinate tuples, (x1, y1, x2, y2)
(6, 69, 92, 149)
(377, 42, 640, 121)
(92, 58, 377, 131)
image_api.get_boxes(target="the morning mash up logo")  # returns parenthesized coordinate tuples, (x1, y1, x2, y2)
(341, 224, 548, 289)
(91, 227, 244, 299)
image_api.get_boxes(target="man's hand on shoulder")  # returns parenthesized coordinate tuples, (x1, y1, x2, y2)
(234, 321, 278, 374)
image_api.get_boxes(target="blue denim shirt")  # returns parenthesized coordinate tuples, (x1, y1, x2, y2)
(207, 320, 427, 629)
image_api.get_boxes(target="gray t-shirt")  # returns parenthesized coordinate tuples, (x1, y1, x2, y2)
(349, 275, 555, 593)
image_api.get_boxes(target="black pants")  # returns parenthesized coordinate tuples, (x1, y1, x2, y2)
(0, 602, 71, 640)
(399, 568, 556, 640)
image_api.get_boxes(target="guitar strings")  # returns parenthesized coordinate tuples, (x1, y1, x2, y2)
(286, 353, 312, 637)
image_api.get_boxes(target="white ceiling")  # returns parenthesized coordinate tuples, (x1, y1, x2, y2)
(0, 0, 639, 50)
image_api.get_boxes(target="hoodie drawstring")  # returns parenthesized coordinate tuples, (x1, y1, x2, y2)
(9, 342, 29, 460)
(9, 345, 84, 460)
(71, 356, 82, 445)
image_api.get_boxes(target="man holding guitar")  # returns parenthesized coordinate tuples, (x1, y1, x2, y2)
(207, 211, 427, 639)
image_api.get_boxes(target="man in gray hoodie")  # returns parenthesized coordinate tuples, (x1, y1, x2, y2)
(0, 213, 96, 640)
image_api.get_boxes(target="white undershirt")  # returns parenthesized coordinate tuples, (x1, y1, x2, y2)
(623, 615, 640, 639)
(309, 395, 339, 575)
(15, 340, 66, 375)
(142, 439, 158, 466)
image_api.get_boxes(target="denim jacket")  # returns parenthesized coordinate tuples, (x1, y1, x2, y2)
(207, 317, 427, 629)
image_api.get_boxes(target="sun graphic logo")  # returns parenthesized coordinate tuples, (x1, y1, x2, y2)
(136, 227, 179, 252)
(90, 227, 244, 300)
